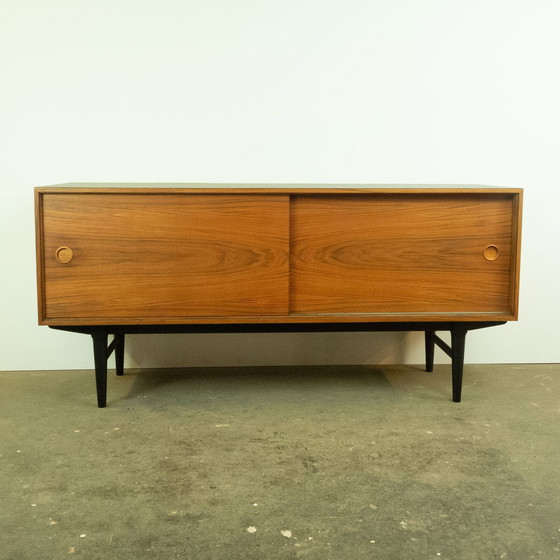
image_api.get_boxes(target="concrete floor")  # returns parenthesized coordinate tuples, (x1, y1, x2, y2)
(1, 363, 559, 560)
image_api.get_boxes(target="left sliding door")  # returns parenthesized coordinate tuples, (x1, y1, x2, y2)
(37, 193, 290, 323)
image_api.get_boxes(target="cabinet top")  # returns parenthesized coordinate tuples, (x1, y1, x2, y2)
(35, 183, 523, 195)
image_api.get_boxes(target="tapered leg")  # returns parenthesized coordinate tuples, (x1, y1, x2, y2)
(450, 327, 468, 403)
(425, 331, 435, 372)
(115, 333, 125, 376)
(92, 330, 108, 408)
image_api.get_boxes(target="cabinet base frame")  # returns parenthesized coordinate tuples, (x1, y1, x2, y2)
(51, 321, 505, 408)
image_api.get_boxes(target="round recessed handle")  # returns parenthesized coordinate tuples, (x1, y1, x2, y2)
(483, 245, 499, 261)
(55, 246, 74, 264)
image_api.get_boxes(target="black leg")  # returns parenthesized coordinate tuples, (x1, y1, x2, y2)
(425, 331, 435, 372)
(115, 333, 125, 376)
(450, 326, 468, 403)
(92, 329, 108, 408)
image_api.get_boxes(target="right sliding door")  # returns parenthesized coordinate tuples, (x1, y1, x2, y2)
(290, 193, 520, 319)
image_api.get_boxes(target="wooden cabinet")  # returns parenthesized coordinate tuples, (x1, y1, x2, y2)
(35, 184, 522, 406)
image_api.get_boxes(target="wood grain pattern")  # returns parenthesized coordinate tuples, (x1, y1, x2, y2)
(290, 194, 516, 315)
(35, 187, 521, 325)
(40, 194, 289, 320)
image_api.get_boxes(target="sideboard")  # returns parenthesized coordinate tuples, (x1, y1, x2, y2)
(35, 184, 522, 407)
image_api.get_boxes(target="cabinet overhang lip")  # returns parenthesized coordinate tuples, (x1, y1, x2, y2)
(34, 184, 524, 196)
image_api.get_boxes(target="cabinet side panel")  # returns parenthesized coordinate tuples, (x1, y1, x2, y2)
(35, 189, 46, 323)
(291, 194, 516, 316)
(509, 191, 523, 319)
(41, 194, 289, 321)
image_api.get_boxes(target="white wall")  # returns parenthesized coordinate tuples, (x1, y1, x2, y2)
(1, 0, 558, 371)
